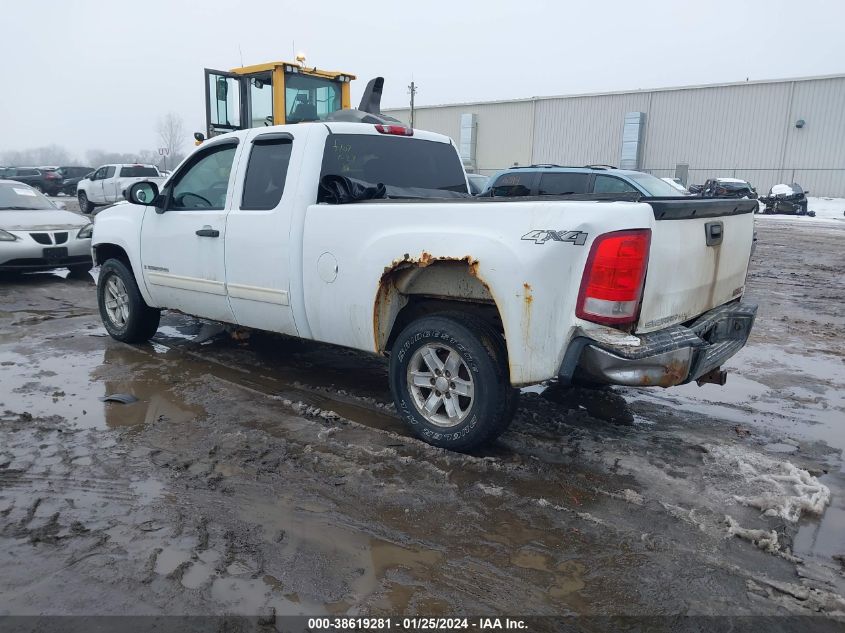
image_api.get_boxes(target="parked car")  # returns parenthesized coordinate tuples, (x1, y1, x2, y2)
(76, 164, 166, 213)
(483, 165, 687, 198)
(57, 166, 95, 196)
(690, 178, 757, 199)
(759, 183, 815, 216)
(661, 177, 689, 193)
(91, 122, 757, 451)
(0, 180, 93, 274)
(466, 173, 489, 195)
(5, 167, 65, 196)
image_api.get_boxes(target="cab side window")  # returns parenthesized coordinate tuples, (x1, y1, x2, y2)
(593, 175, 638, 194)
(490, 172, 533, 197)
(168, 144, 237, 211)
(538, 173, 590, 195)
(241, 137, 293, 210)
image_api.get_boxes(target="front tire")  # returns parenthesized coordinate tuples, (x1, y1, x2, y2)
(389, 313, 517, 451)
(78, 191, 95, 214)
(97, 258, 160, 343)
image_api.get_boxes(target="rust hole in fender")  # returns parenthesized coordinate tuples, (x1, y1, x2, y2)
(373, 252, 486, 353)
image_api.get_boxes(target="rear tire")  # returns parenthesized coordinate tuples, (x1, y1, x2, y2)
(78, 191, 95, 214)
(97, 258, 160, 343)
(389, 312, 518, 451)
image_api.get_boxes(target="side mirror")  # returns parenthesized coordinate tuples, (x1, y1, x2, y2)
(128, 181, 160, 207)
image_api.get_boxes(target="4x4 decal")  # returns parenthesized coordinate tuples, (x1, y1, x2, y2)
(521, 230, 588, 245)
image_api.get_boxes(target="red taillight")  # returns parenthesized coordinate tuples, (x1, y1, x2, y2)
(374, 124, 413, 136)
(576, 229, 651, 325)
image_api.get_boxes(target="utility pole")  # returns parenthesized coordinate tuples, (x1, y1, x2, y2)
(408, 81, 417, 129)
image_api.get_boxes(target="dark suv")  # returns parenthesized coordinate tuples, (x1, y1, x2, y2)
(57, 166, 95, 196)
(484, 165, 686, 198)
(5, 167, 65, 196)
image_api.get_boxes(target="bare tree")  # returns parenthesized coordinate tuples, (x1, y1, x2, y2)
(85, 149, 142, 167)
(156, 112, 186, 168)
(1, 145, 76, 167)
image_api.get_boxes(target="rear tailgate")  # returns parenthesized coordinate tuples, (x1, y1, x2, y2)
(637, 198, 756, 333)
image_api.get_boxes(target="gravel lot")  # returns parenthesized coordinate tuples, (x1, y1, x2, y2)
(0, 216, 843, 625)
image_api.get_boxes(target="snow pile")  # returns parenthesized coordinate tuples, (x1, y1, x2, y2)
(703, 443, 830, 522)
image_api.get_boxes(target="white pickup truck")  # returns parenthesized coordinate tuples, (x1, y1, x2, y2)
(91, 121, 757, 450)
(77, 164, 167, 214)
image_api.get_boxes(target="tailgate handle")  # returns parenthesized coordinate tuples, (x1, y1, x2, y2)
(705, 221, 723, 246)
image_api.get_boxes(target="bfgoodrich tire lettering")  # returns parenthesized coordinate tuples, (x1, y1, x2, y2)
(97, 258, 161, 343)
(389, 313, 517, 451)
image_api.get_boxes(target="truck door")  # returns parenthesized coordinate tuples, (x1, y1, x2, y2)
(105, 166, 123, 202)
(223, 129, 301, 336)
(204, 69, 244, 137)
(89, 166, 110, 202)
(140, 138, 239, 323)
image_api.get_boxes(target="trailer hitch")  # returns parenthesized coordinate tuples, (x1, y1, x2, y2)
(696, 367, 728, 386)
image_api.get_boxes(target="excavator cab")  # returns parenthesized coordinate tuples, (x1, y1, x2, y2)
(204, 60, 355, 137)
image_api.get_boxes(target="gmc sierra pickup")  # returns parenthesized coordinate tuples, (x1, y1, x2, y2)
(91, 121, 757, 450)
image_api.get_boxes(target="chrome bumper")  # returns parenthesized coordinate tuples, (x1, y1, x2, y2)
(559, 301, 758, 388)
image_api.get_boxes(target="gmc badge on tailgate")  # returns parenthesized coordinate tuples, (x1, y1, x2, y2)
(521, 230, 588, 245)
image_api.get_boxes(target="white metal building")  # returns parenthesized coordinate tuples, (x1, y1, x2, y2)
(384, 74, 845, 196)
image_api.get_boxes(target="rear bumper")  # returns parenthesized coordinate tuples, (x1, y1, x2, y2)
(559, 301, 758, 388)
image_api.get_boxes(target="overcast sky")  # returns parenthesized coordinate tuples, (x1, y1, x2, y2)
(1, 0, 844, 158)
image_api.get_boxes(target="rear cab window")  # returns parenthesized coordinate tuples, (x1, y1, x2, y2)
(120, 166, 159, 178)
(319, 133, 467, 198)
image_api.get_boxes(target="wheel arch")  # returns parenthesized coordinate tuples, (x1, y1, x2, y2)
(92, 239, 156, 306)
(93, 243, 130, 267)
(374, 256, 506, 354)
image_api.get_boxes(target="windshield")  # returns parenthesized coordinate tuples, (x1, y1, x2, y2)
(627, 173, 690, 197)
(0, 183, 55, 210)
(285, 73, 342, 123)
(320, 134, 468, 194)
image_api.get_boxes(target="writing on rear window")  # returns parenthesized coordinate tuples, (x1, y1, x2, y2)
(521, 230, 588, 245)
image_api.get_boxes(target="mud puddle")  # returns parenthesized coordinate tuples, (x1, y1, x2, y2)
(618, 338, 845, 453)
(0, 341, 203, 431)
(148, 315, 407, 437)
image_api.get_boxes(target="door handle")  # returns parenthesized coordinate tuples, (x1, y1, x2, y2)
(196, 227, 220, 238)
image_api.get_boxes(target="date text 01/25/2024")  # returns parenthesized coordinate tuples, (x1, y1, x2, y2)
(307, 617, 528, 630)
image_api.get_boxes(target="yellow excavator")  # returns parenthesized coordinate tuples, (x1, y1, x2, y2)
(202, 54, 357, 139)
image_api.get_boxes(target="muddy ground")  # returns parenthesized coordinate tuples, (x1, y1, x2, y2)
(0, 216, 844, 625)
